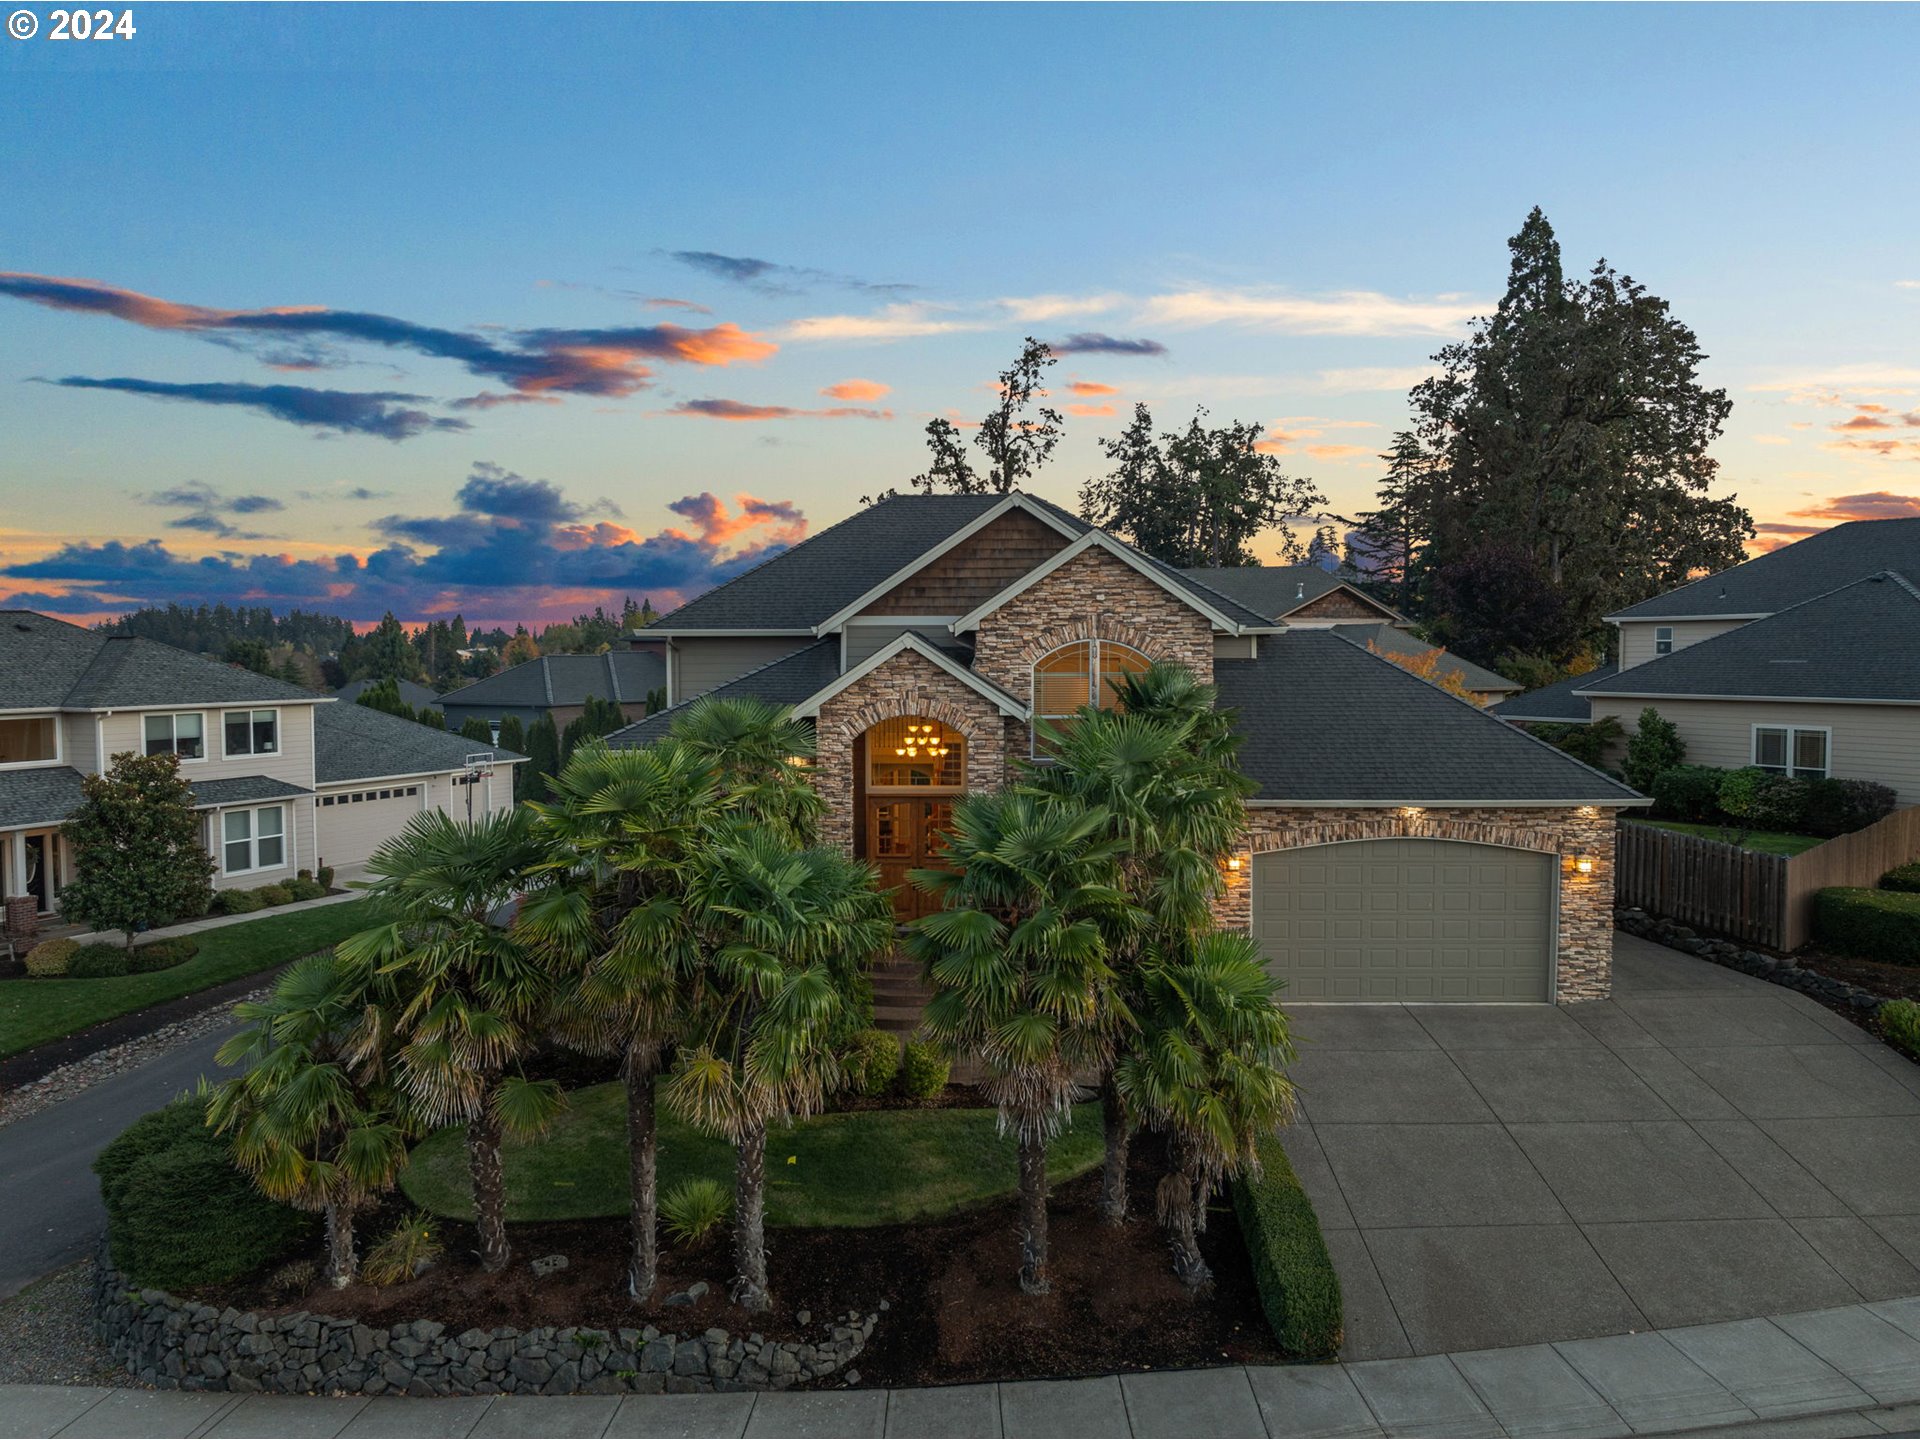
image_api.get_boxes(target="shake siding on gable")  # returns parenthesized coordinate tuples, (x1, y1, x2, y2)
(857, 508, 1071, 616)
(671, 636, 814, 704)
(1590, 697, 1920, 804)
(1281, 589, 1397, 624)
(1616, 618, 1748, 671)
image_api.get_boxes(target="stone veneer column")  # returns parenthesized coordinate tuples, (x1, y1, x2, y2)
(1214, 806, 1619, 1002)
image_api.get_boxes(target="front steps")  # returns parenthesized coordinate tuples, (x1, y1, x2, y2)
(871, 954, 932, 1035)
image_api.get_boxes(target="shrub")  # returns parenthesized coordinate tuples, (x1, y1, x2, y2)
(1718, 767, 1811, 833)
(1815, 888, 1920, 967)
(1230, 1132, 1343, 1360)
(255, 884, 294, 907)
(23, 938, 78, 977)
(1880, 1000, 1920, 1060)
(297, 868, 313, 883)
(899, 1039, 951, 1100)
(661, 1177, 732, 1247)
(845, 1029, 900, 1098)
(130, 937, 199, 973)
(214, 888, 266, 916)
(69, 943, 131, 979)
(1529, 717, 1623, 770)
(1804, 778, 1898, 839)
(317, 866, 335, 889)
(1883, 863, 1920, 895)
(93, 1098, 314, 1290)
(1623, 707, 1687, 794)
(1650, 765, 1729, 823)
(362, 1211, 443, 1287)
(287, 878, 328, 902)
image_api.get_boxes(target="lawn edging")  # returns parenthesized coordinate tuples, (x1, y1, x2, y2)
(1230, 1131, 1343, 1361)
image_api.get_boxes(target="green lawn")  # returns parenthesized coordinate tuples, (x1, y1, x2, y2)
(401, 1082, 1103, 1227)
(1629, 819, 1826, 857)
(0, 900, 377, 1058)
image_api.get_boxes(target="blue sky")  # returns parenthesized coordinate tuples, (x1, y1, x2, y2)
(4, 3, 1917, 626)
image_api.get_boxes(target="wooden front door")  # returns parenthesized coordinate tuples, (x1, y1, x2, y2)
(867, 797, 955, 922)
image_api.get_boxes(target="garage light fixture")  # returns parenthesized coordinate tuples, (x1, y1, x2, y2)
(1563, 851, 1596, 875)
(1401, 806, 1423, 819)
(1227, 856, 1242, 871)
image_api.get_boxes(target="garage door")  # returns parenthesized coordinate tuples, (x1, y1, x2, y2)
(1251, 839, 1554, 1002)
(316, 784, 426, 870)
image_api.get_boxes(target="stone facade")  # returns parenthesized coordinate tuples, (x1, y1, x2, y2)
(1213, 806, 1618, 1002)
(90, 1251, 876, 1396)
(812, 650, 1012, 852)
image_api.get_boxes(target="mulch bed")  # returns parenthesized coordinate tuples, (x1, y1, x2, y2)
(196, 1132, 1283, 1388)
(1792, 949, 1920, 1006)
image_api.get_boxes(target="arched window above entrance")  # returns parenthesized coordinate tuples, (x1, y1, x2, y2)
(866, 715, 967, 789)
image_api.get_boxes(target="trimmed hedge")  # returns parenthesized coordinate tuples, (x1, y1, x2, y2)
(69, 943, 131, 979)
(23, 938, 78, 977)
(93, 1098, 313, 1291)
(1880, 1000, 1920, 1060)
(900, 1039, 950, 1100)
(846, 1029, 901, 1098)
(1805, 778, 1897, 839)
(1815, 888, 1920, 967)
(131, 937, 200, 973)
(1230, 1132, 1343, 1360)
(1883, 863, 1920, 896)
(1719, 767, 1811, 833)
(1650, 765, 1730, 823)
(213, 888, 266, 916)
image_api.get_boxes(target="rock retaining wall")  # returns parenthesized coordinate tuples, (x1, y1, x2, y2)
(90, 1249, 877, 1396)
(1617, 907, 1890, 1016)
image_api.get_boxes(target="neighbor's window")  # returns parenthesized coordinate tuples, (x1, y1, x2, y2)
(222, 804, 286, 874)
(143, 712, 205, 761)
(1754, 725, 1829, 779)
(224, 709, 279, 757)
(1654, 626, 1674, 657)
(1032, 639, 1151, 753)
(0, 715, 59, 766)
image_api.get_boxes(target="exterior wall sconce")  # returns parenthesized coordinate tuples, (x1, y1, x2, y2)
(1227, 856, 1243, 871)
(1563, 852, 1596, 875)
(1401, 806, 1423, 819)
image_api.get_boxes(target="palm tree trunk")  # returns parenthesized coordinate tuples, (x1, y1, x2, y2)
(1098, 1081, 1131, 1225)
(1165, 1165, 1211, 1289)
(731, 1120, 771, 1312)
(625, 1053, 659, 1303)
(1016, 1125, 1050, 1295)
(324, 1200, 357, 1288)
(468, 1104, 511, 1274)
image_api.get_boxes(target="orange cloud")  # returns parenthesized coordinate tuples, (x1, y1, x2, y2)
(1066, 402, 1116, 417)
(1306, 444, 1374, 461)
(821, 378, 891, 401)
(1791, 492, 1920, 522)
(668, 398, 893, 422)
(1069, 381, 1118, 397)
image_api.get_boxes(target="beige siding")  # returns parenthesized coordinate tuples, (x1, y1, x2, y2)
(207, 798, 317, 890)
(843, 622, 956, 668)
(1616, 618, 1749, 671)
(1213, 634, 1258, 661)
(98, 702, 321, 790)
(1593, 697, 1920, 804)
(58, 714, 98, 773)
(671, 637, 811, 703)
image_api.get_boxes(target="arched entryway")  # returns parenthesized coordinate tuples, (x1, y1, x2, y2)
(855, 715, 967, 921)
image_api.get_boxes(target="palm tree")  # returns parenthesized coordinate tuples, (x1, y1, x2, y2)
(667, 828, 894, 1311)
(337, 807, 563, 1274)
(206, 951, 413, 1287)
(518, 739, 720, 1302)
(907, 791, 1136, 1294)
(1024, 663, 1254, 1223)
(667, 696, 825, 846)
(1116, 930, 1297, 1287)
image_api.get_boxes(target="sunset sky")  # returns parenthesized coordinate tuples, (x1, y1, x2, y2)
(3, 3, 1917, 628)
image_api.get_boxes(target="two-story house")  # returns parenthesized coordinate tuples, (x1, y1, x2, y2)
(437, 645, 666, 741)
(1494, 518, 1920, 804)
(607, 492, 1642, 1005)
(0, 611, 525, 921)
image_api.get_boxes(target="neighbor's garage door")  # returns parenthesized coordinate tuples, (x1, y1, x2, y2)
(1252, 838, 1554, 1002)
(316, 784, 425, 870)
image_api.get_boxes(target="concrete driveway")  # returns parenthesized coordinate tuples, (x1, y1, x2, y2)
(1281, 932, 1920, 1362)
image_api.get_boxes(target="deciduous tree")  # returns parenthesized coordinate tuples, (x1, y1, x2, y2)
(61, 752, 216, 944)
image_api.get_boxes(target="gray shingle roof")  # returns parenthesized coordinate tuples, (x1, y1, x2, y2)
(1328, 624, 1520, 695)
(1216, 632, 1642, 805)
(1610, 518, 1920, 621)
(1581, 571, 1920, 702)
(335, 678, 442, 709)
(0, 610, 317, 710)
(0, 766, 87, 828)
(438, 651, 665, 710)
(606, 639, 841, 749)
(1180, 566, 1398, 622)
(313, 701, 527, 786)
(1491, 663, 1620, 722)
(189, 776, 314, 807)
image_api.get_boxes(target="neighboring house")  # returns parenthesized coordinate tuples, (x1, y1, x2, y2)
(334, 677, 443, 711)
(438, 646, 665, 739)
(608, 492, 1640, 1005)
(1185, 568, 1516, 705)
(1494, 518, 1920, 804)
(0, 611, 524, 916)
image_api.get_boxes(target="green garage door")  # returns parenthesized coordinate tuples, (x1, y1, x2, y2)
(1251, 839, 1554, 1002)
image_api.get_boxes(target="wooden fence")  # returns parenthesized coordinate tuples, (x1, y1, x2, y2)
(1615, 806, 1920, 952)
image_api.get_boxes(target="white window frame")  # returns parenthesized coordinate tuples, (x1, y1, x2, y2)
(1654, 626, 1674, 657)
(1029, 639, 1151, 758)
(222, 707, 282, 759)
(0, 713, 63, 770)
(221, 803, 289, 876)
(1751, 723, 1831, 779)
(142, 710, 207, 764)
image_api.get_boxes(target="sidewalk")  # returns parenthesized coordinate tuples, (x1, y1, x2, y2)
(9, 1294, 1920, 1438)
(62, 888, 363, 948)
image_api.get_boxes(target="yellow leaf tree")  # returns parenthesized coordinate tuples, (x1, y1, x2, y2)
(1366, 640, 1479, 704)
